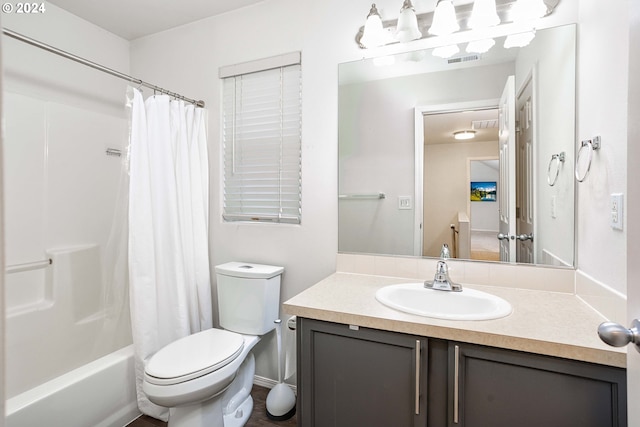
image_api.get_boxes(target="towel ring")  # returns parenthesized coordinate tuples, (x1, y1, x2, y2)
(575, 136, 601, 183)
(547, 152, 566, 186)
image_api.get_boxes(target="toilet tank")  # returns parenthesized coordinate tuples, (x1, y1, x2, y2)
(214, 262, 284, 335)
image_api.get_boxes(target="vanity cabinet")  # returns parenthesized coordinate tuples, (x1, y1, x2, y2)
(297, 318, 627, 427)
(449, 342, 627, 427)
(297, 318, 431, 427)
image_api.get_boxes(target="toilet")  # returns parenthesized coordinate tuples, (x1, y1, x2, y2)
(142, 262, 284, 427)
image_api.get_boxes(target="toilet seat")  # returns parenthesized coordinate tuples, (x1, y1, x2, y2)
(145, 328, 244, 386)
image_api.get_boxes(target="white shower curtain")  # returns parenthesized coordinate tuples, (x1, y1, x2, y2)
(127, 87, 213, 420)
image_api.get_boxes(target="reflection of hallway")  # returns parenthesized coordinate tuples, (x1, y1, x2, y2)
(470, 230, 500, 261)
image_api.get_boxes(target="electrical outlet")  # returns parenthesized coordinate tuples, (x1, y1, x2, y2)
(551, 196, 557, 219)
(398, 196, 412, 210)
(610, 193, 624, 230)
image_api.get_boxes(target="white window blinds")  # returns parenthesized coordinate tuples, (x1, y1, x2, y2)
(221, 60, 302, 224)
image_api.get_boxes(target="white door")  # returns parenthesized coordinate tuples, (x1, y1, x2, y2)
(0, 15, 5, 427)
(516, 75, 535, 263)
(627, 185, 640, 423)
(498, 76, 516, 263)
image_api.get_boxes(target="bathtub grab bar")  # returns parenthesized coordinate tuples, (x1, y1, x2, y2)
(6, 258, 52, 274)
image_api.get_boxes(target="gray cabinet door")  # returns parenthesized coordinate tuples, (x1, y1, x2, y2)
(298, 318, 428, 427)
(449, 342, 627, 427)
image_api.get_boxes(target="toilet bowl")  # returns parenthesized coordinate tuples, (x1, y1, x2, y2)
(143, 330, 259, 427)
(142, 262, 284, 427)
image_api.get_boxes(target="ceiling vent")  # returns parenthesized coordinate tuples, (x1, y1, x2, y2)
(447, 54, 480, 64)
(472, 119, 498, 129)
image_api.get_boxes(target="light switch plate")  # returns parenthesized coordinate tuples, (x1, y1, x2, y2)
(610, 193, 624, 230)
(398, 196, 412, 210)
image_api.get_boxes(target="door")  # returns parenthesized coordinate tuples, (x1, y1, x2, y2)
(498, 76, 516, 262)
(0, 18, 5, 427)
(299, 318, 428, 427)
(516, 75, 535, 263)
(449, 342, 626, 427)
(627, 2, 640, 424)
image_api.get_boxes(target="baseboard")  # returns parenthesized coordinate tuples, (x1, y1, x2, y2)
(470, 229, 498, 233)
(253, 375, 297, 393)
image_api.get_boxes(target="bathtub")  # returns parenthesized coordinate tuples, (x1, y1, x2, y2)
(6, 345, 140, 427)
(5, 245, 139, 427)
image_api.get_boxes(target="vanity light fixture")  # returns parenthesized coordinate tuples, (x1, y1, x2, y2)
(466, 38, 496, 53)
(355, 0, 560, 50)
(432, 44, 460, 59)
(503, 0, 546, 48)
(468, 0, 501, 29)
(504, 30, 536, 48)
(454, 130, 476, 140)
(395, 0, 422, 43)
(360, 4, 394, 48)
(510, 0, 548, 22)
(428, 0, 460, 36)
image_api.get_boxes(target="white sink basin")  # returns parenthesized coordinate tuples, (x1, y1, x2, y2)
(375, 282, 512, 321)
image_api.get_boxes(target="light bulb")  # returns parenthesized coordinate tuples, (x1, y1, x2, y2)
(429, 0, 460, 36)
(395, 0, 422, 43)
(504, 31, 536, 48)
(468, 0, 500, 29)
(466, 38, 496, 53)
(432, 44, 460, 59)
(454, 130, 476, 140)
(360, 4, 394, 48)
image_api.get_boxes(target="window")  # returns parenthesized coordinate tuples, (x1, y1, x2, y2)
(221, 53, 302, 224)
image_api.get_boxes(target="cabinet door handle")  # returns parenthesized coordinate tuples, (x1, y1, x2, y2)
(415, 340, 421, 415)
(454, 344, 460, 424)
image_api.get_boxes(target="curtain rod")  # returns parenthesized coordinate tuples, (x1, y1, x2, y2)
(2, 28, 205, 108)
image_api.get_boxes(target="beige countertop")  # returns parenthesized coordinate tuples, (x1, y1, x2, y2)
(283, 272, 626, 368)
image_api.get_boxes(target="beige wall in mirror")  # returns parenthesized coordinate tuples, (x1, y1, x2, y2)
(339, 24, 576, 268)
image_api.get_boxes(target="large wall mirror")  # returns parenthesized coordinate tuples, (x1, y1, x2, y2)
(339, 24, 576, 268)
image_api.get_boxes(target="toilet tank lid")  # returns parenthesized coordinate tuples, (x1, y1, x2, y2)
(215, 262, 284, 279)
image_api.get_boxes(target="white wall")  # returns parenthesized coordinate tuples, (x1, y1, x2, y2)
(576, 0, 629, 294)
(2, 6, 129, 114)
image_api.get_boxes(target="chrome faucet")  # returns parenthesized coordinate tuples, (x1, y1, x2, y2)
(424, 260, 463, 292)
(440, 243, 451, 260)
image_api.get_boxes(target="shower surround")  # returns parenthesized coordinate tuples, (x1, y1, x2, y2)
(3, 12, 137, 421)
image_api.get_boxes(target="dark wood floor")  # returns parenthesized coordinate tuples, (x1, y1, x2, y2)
(126, 385, 297, 427)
